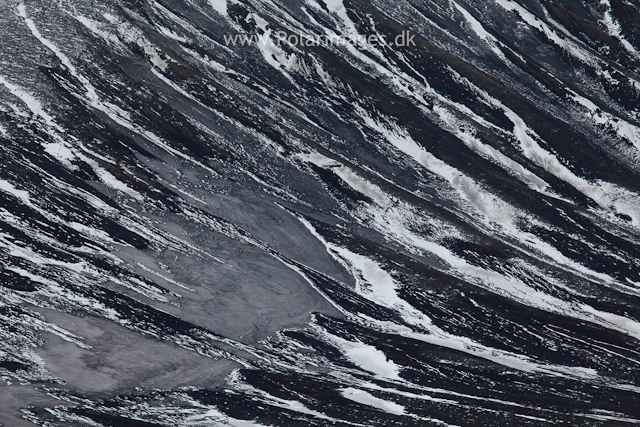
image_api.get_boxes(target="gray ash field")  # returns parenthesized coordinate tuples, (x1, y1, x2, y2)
(1, 0, 640, 425)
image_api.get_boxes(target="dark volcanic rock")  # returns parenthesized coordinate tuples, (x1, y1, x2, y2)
(1, 0, 640, 425)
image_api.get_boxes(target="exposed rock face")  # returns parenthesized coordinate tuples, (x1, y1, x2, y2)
(1, 0, 640, 425)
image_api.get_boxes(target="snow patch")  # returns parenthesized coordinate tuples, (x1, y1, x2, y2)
(208, 0, 227, 16)
(336, 337, 402, 379)
(359, 110, 516, 226)
(44, 142, 77, 165)
(341, 388, 405, 415)
(496, 0, 600, 66)
(453, 1, 507, 61)
(75, 15, 124, 48)
(0, 180, 31, 206)
(0, 75, 63, 132)
(599, 0, 640, 60)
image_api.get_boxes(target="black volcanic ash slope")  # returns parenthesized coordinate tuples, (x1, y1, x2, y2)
(1, 0, 640, 425)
